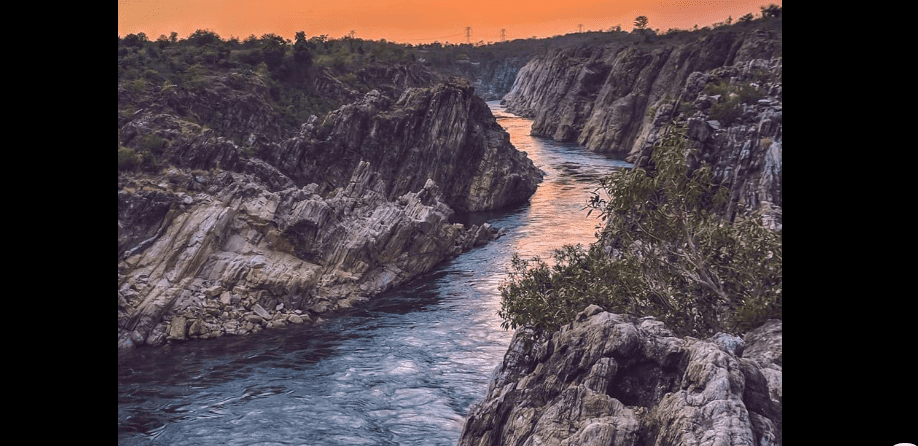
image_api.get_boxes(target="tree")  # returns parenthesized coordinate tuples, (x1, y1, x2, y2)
(121, 33, 147, 47)
(760, 4, 782, 18)
(293, 31, 314, 69)
(156, 34, 170, 49)
(260, 33, 288, 72)
(498, 123, 782, 339)
(186, 29, 221, 47)
(634, 16, 649, 30)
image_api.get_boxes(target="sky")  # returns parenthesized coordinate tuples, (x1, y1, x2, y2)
(118, 0, 781, 45)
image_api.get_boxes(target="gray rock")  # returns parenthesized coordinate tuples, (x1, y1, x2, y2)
(166, 316, 187, 341)
(251, 303, 272, 320)
(118, 80, 543, 348)
(458, 309, 782, 446)
(500, 30, 782, 225)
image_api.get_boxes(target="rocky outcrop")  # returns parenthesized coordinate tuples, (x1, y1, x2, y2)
(260, 79, 544, 212)
(458, 305, 782, 446)
(118, 80, 543, 348)
(501, 28, 781, 226)
(502, 29, 780, 156)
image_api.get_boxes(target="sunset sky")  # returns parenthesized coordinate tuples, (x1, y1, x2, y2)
(118, 0, 781, 45)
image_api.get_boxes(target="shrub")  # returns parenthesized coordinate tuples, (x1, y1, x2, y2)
(702, 80, 763, 126)
(708, 95, 743, 126)
(118, 146, 140, 171)
(498, 124, 781, 339)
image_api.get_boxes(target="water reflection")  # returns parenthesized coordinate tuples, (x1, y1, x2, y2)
(117, 101, 631, 446)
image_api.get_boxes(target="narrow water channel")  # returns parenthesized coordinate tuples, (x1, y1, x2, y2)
(117, 102, 632, 445)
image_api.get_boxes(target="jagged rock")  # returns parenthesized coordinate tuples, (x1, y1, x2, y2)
(500, 29, 781, 224)
(261, 80, 544, 212)
(458, 307, 782, 446)
(118, 80, 541, 348)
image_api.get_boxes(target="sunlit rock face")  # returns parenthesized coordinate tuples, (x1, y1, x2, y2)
(117, 80, 542, 348)
(458, 305, 782, 446)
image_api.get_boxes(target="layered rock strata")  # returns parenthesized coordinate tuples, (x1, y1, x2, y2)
(501, 30, 781, 225)
(118, 81, 543, 348)
(458, 305, 782, 446)
(502, 30, 780, 156)
(262, 80, 544, 212)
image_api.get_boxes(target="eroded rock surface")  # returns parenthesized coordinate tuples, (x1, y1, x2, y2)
(458, 305, 782, 446)
(118, 80, 542, 348)
(501, 29, 781, 226)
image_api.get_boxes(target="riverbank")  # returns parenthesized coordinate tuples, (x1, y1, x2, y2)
(118, 103, 632, 445)
(118, 82, 543, 349)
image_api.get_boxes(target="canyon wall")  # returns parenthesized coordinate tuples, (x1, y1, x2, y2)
(117, 79, 543, 348)
(501, 28, 781, 226)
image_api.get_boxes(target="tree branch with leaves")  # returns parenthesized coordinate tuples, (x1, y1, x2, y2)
(499, 123, 781, 339)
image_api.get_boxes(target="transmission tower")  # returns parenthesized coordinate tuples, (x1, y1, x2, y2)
(578, 24, 583, 33)
(501, 29, 506, 42)
(465, 26, 471, 44)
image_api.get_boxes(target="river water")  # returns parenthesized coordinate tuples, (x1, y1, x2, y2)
(117, 102, 632, 445)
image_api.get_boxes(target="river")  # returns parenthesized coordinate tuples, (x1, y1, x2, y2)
(117, 101, 632, 445)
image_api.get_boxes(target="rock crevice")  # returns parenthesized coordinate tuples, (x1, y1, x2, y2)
(458, 306, 782, 446)
(118, 80, 543, 348)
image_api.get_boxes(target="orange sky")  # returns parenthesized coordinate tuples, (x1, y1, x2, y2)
(118, 0, 781, 44)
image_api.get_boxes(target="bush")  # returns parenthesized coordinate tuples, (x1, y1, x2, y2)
(708, 95, 743, 125)
(703, 80, 763, 126)
(498, 124, 781, 339)
(118, 146, 140, 171)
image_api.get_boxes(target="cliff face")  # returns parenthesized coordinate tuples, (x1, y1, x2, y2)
(449, 56, 531, 101)
(117, 80, 542, 348)
(500, 28, 781, 226)
(458, 305, 782, 446)
(260, 80, 543, 212)
(503, 29, 780, 154)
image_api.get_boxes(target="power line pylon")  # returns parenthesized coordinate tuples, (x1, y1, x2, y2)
(465, 26, 471, 44)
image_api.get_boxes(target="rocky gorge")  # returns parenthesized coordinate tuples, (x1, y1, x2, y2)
(119, 19, 784, 445)
(455, 25, 783, 446)
(117, 78, 543, 349)
(502, 28, 782, 227)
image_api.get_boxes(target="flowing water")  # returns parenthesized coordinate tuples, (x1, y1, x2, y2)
(117, 102, 632, 445)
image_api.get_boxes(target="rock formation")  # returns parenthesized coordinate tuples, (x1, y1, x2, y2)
(261, 79, 544, 212)
(449, 56, 532, 101)
(501, 29, 782, 226)
(118, 80, 543, 348)
(458, 305, 782, 446)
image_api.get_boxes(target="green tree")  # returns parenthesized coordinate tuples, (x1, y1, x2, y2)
(499, 123, 781, 339)
(293, 31, 314, 69)
(760, 4, 782, 18)
(186, 29, 221, 46)
(260, 33, 288, 72)
(634, 16, 649, 30)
